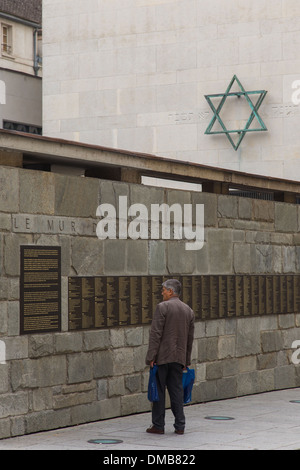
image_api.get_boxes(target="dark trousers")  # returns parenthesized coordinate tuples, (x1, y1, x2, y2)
(152, 363, 185, 431)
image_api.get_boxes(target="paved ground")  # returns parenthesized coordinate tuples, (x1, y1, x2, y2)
(1, 388, 300, 451)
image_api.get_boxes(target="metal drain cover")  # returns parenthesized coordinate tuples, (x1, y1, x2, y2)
(205, 416, 234, 421)
(88, 439, 123, 445)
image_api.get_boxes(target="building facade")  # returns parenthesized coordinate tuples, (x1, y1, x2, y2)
(0, 0, 42, 134)
(43, 0, 300, 181)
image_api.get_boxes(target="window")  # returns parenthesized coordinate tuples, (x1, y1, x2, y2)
(3, 120, 42, 135)
(1, 24, 12, 55)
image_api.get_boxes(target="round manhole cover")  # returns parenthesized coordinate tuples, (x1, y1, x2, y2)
(88, 439, 123, 445)
(205, 416, 234, 421)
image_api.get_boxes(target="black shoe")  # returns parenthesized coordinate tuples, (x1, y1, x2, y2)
(146, 425, 164, 434)
(174, 429, 184, 435)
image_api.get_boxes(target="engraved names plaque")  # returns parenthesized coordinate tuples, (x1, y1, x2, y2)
(201, 276, 210, 320)
(219, 276, 227, 318)
(243, 275, 252, 316)
(227, 275, 236, 317)
(67, 274, 300, 331)
(95, 277, 106, 328)
(141, 276, 152, 325)
(119, 276, 130, 326)
(251, 275, 259, 316)
(82, 277, 95, 329)
(130, 277, 142, 325)
(20, 246, 61, 334)
(68, 277, 82, 330)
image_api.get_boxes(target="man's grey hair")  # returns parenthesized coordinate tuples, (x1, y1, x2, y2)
(162, 279, 181, 296)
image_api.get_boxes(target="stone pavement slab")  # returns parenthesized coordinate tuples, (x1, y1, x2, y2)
(0, 389, 300, 451)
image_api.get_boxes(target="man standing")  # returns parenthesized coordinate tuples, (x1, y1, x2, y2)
(145, 279, 195, 435)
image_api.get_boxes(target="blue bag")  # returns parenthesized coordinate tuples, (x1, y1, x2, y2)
(148, 365, 159, 402)
(182, 367, 195, 404)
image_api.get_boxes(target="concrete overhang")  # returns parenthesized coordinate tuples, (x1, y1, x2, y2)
(0, 129, 300, 202)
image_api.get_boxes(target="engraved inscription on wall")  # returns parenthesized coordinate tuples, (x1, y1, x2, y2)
(68, 275, 300, 331)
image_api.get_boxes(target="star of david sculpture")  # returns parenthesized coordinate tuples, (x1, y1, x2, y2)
(204, 75, 267, 151)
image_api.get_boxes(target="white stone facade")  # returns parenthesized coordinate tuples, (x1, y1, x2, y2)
(43, 0, 300, 181)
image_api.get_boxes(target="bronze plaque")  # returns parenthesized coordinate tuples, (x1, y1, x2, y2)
(287, 275, 294, 313)
(68, 274, 300, 331)
(251, 276, 259, 316)
(227, 275, 236, 317)
(219, 276, 227, 318)
(20, 246, 61, 334)
(152, 276, 163, 312)
(210, 276, 219, 319)
(130, 277, 141, 325)
(82, 277, 95, 329)
(294, 276, 300, 313)
(266, 276, 273, 315)
(141, 276, 152, 325)
(107, 277, 119, 327)
(273, 276, 281, 315)
(68, 277, 83, 330)
(280, 276, 287, 313)
(235, 276, 243, 316)
(243, 275, 252, 316)
(192, 277, 202, 320)
(119, 276, 130, 326)
(182, 276, 193, 306)
(95, 277, 106, 328)
(201, 276, 210, 319)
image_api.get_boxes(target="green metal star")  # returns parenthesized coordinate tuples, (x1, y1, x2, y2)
(204, 75, 268, 151)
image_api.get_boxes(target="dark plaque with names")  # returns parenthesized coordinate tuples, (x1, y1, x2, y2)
(130, 277, 141, 325)
(219, 276, 227, 318)
(67, 274, 300, 331)
(182, 276, 193, 307)
(273, 276, 281, 315)
(235, 276, 243, 316)
(227, 276, 236, 317)
(280, 276, 287, 313)
(152, 276, 163, 313)
(201, 276, 210, 319)
(95, 277, 106, 328)
(192, 277, 202, 320)
(294, 276, 300, 313)
(68, 277, 82, 330)
(82, 277, 95, 329)
(107, 277, 119, 327)
(259, 276, 266, 314)
(119, 276, 130, 326)
(210, 276, 219, 319)
(266, 276, 273, 315)
(251, 275, 259, 316)
(20, 246, 61, 335)
(287, 276, 294, 313)
(243, 275, 252, 316)
(141, 277, 152, 325)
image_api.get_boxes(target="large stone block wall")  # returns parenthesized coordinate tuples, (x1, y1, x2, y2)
(0, 165, 300, 438)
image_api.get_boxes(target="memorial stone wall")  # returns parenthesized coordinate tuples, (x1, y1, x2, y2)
(0, 164, 300, 438)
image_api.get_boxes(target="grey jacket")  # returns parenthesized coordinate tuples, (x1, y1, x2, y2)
(146, 296, 195, 367)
